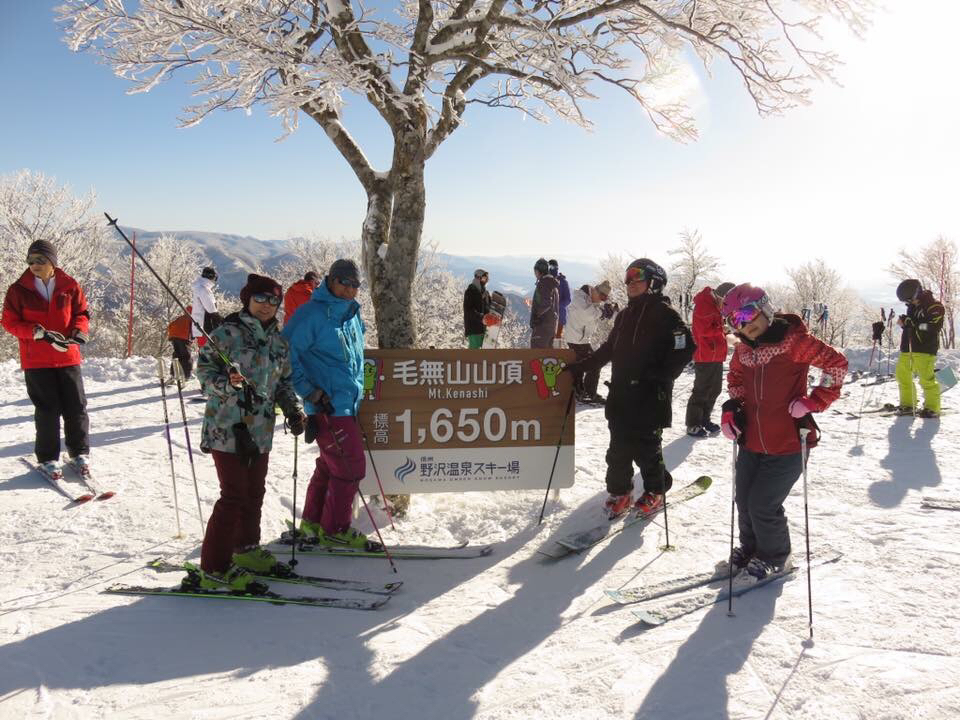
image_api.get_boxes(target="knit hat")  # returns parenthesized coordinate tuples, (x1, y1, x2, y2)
(595, 280, 612, 298)
(714, 282, 736, 298)
(240, 273, 283, 308)
(328, 259, 361, 287)
(534, 258, 549, 275)
(201, 266, 218, 281)
(27, 240, 57, 267)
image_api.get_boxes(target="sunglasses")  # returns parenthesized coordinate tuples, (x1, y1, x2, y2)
(26, 255, 49, 266)
(624, 267, 646, 285)
(335, 277, 361, 289)
(251, 293, 281, 306)
(727, 302, 763, 329)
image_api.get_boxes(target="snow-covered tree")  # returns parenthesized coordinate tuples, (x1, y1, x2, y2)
(667, 229, 722, 322)
(0, 170, 110, 361)
(58, 0, 873, 349)
(888, 236, 958, 349)
(781, 259, 868, 346)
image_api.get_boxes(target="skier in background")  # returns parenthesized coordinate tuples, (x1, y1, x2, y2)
(719, 284, 847, 583)
(191, 273, 304, 592)
(166, 304, 194, 381)
(191, 266, 222, 349)
(565, 258, 694, 517)
(684, 282, 735, 438)
(283, 270, 319, 327)
(530, 258, 559, 348)
(565, 279, 613, 403)
(463, 268, 491, 349)
(548, 259, 571, 346)
(894, 279, 945, 417)
(3, 239, 92, 478)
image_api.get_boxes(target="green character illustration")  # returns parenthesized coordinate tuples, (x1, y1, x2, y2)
(541, 358, 562, 397)
(363, 358, 383, 400)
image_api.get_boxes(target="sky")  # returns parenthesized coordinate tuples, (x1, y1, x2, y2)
(1, 1, 958, 301)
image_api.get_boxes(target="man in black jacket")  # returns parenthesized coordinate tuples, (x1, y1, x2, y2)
(567, 258, 695, 517)
(463, 269, 491, 349)
(895, 278, 945, 417)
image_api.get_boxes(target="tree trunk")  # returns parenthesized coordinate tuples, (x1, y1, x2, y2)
(361, 131, 427, 349)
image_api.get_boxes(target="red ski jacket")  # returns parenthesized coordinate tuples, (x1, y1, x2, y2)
(692, 287, 728, 363)
(727, 314, 847, 456)
(2, 268, 89, 369)
(283, 280, 314, 327)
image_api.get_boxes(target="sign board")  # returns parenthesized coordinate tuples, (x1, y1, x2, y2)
(357, 349, 576, 494)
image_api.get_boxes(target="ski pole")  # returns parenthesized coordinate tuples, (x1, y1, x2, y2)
(799, 427, 814, 643)
(157, 357, 183, 538)
(104, 213, 264, 402)
(290, 434, 298, 568)
(538, 387, 576, 525)
(357, 421, 395, 531)
(660, 480, 671, 551)
(173, 359, 206, 534)
(727, 437, 738, 617)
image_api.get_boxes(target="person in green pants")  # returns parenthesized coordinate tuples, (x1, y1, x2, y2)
(463, 269, 491, 349)
(895, 278, 945, 418)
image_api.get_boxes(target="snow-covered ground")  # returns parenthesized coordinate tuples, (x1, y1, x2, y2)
(1, 350, 959, 720)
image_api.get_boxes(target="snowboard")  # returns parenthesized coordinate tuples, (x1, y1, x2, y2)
(481, 291, 508, 349)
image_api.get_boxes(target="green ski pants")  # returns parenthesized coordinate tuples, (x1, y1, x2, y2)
(896, 351, 940, 413)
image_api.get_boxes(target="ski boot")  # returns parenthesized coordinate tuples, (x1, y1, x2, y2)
(317, 528, 383, 552)
(716, 546, 752, 575)
(182, 562, 268, 594)
(634, 491, 664, 515)
(703, 421, 722, 436)
(38, 460, 64, 480)
(232, 545, 290, 576)
(604, 492, 633, 519)
(686, 426, 709, 438)
(735, 556, 793, 587)
(918, 408, 940, 419)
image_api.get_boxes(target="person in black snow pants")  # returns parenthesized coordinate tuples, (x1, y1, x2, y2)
(564, 258, 694, 517)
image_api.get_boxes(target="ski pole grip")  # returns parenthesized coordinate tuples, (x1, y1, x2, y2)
(799, 428, 811, 440)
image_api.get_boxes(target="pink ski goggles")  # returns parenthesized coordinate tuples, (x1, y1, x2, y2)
(726, 302, 763, 329)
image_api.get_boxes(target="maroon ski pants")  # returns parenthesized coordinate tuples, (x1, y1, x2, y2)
(200, 450, 269, 573)
(302, 415, 366, 535)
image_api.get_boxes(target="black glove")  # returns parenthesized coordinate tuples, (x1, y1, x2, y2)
(33, 326, 71, 352)
(304, 415, 318, 444)
(306, 387, 335, 415)
(720, 398, 747, 443)
(285, 411, 306, 437)
(601, 302, 617, 320)
(871, 321, 884, 342)
(561, 360, 584, 375)
(232, 422, 260, 458)
(71, 329, 88, 344)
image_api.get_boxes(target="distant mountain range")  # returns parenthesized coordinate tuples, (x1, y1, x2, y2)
(112, 227, 602, 297)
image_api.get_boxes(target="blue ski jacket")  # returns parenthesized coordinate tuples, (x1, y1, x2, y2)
(282, 280, 365, 417)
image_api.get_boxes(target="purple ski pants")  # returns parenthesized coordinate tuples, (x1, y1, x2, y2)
(302, 415, 366, 535)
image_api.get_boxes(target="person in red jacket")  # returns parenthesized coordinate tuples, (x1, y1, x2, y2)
(283, 271, 319, 327)
(2, 240, 92, 477)
(685, 282, 735, 437)
(166, 304, 194, 381)
(719, 284, 847, 583)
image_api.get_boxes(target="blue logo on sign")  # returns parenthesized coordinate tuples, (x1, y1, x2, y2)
(395, 457, 416, 484)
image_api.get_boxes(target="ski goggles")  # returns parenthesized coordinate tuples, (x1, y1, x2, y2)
(26, 255, 49, 266)
(251, 293, 282, 306)
(624, 266, 647, 285)
(333, 276, 361, 289)
(726, 302, 764, 329)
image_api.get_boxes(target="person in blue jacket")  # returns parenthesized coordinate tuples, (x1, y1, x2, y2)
(549, 259, 571, 344)
(283, 259, 375, 549)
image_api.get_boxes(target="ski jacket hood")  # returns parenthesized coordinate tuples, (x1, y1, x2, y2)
(2, 268, 89, 369)
(565, 286, 603, 345)
(692, 286, 728, 363)
(282, 281, 365, 416)
(196, 310, 301, 455)
(283, 279, 315, 327)
(727, 314, 847, 456)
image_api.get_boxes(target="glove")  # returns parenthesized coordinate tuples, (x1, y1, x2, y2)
(561, 360, 584, 375)
(601, 303, 616, 320)
(71, 329, 88, 344)
(482, 313, 501, 326)
(720, 399, 746, 441)
(285, 411, 307, 437)
(788, 397, 815, 418)
(871, 321, 885, 342)
(34, 326, 71, 352)
(227, 366, 245, 388)
(306, 387, 335, 415)
(898, 315, 911, 327)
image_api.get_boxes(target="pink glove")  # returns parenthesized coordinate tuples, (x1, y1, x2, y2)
(720, 411, 741, 441)
(788, 397, 815, 418)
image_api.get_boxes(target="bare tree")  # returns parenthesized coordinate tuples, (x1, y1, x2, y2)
(0, 170, 110, 361)
(59, 0, 873, 348)
(889, 236, 958, 349)
(782, 259, 868, 346)
(667, 229, 722, 321)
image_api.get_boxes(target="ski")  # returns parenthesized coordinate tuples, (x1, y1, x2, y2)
(606, 566, 730, 605)
(103, 583, 388, 610)
(20, 458, 94, 503)
(921, 497, 960, 511)
(145, 558, 402, 595)
(266, 536, 493, 559)
(539, 476, 712, 559)
(63, 458, 116, 500)
(630, 553, 843, 627)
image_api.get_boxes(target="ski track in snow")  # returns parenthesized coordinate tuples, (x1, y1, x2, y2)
(1, 352, 959, 719)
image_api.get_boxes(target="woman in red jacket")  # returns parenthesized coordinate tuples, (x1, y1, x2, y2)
(2, 240, 91, 478)
(685, 282, 735, 437)
(719, 284, 847, 583)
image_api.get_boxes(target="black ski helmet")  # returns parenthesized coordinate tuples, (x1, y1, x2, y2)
(896, 279, 921, 302)
(625, 258, 667, 293)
